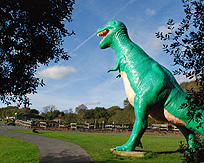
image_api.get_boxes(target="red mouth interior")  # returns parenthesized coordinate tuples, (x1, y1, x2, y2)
(97, 29, 109, 37)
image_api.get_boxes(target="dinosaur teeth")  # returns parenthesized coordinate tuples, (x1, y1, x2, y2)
(97, 29, 109, 37)
(100, 37, 105, 44)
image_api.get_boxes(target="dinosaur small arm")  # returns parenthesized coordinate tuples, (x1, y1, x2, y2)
(97, 20, 204, 152)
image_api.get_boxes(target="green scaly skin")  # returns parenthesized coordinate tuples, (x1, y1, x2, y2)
(97, 20, 204, 152)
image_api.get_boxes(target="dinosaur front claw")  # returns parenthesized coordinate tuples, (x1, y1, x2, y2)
(108, 68, 117, 73)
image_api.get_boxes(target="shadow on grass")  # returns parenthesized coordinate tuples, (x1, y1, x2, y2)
(40, 155, 94, 163)
(132, 149, 180, 155)
(156, 150, 180, 154)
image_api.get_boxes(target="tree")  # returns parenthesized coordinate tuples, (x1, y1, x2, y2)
(123, 98, 134, 109)
(75, 104, 88, 123)
(30, 109, 39, 115)
(76, 109, 95, 123)
(94, 107, 108, 122)
(84, 109, 95, 122)
(0, 106, 18, 118)
(42, 104, 56, 120)
(18, 107, 31, 115)
(107, 106, 121, 117)
(0, 0, 75, 105)
(53, 110, 61, 119)
(75, 104, 87, 114)
(64, 112, 77, 123)
(156, 0, 204, 107)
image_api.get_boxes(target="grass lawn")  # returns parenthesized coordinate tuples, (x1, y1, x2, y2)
(0, 135, 39, 163)
(9, 129, 185, 163)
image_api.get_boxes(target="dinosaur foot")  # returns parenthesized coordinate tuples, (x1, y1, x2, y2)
(115, 140, 143, 151)
(187, 135, 201, 152)
(115, 142, 136, 151)
(116, 145, 134, 151)
(110, 147, 116, 152)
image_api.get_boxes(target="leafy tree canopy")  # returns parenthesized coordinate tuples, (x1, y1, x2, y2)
(94, 107, 108, 120)
(156, 0, 203, 79)
(156, 0, 203, 106)
(75, 104, 87, 114)
(0, 0, 75, 105)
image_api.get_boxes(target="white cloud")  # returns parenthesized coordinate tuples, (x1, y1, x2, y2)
(157, 23, 180, 36)
(145, 23, 180, 57)
(147, 25, 169, 53)
(145, 8, 156, 16)
(87, 76, 126, 107)
(157, 25, 169, 34)
(174, 74, 194, 84)
(38, 65, 77, 80)
(147, 34, 163, 52)
(85, 101, 101, 105)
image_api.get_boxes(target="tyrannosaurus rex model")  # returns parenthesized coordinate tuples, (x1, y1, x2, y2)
(97, 20, 204, 152)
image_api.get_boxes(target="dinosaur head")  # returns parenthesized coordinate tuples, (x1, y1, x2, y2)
(97, 20, 127, 49)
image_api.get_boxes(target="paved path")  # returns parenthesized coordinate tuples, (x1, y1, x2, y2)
(0, 124, 94, 163)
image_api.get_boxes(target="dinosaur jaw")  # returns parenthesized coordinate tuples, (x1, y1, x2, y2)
(97, 29, 109, 46)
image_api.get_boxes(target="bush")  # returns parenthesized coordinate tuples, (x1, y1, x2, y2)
(179, 134, 204, 163)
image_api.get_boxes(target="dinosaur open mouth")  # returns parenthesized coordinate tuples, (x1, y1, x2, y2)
(97, 29, 109, 43)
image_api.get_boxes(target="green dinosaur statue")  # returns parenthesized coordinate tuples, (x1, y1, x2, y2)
(97, 20, 204, 152)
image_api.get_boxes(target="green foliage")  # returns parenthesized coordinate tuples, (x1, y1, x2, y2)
(107, 106, 121, 117)
(0, 106, 43, 121)
(73, 101, 136, 124)
(30, 109, 39, 115)
(179, 135, 204, 163)
(75, 104, 87, 114)
(0, 106, 18, 118)
(180, 80, 204, 108)
(40, 105, 64, 120)
(0, 0, 75, 105)
(110, 108, 134, 124)
(0, 98, 168, 124)
(94, 107, 108, 121)
(64, 112, 77, 123)
(75, 104, 94, 123)
(106, 99, 135, 124)
(180, 81, 202, 93)
(0, 135, 38, 163)
(123, 98, 134, 109)
(18, 107, 31, 115)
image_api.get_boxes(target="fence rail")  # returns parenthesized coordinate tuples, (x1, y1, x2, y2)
(15, 120, 34, 128)
(14, 120, 180, 132)
(149, 124, 179, 131)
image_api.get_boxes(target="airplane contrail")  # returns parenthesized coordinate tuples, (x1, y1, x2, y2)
(67, 0, 136, 56)
(69, 32, 96, 55)
(110, 0, 136, 20)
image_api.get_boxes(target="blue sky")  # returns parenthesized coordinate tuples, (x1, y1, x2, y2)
(1, 0, 192, 112)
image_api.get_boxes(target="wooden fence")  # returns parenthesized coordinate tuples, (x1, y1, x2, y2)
(15, 120, 36, 128)
(15, 120, 179, 132)
(149, 124, 179, 132)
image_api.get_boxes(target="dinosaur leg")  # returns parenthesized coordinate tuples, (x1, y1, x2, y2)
(175, 125, 201, 152)
(185, 109, 204, 136)
(116, 98, 148, 151)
